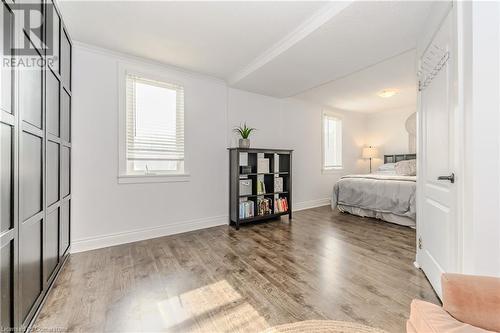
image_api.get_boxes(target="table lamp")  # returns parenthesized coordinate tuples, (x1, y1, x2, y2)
(362, 146, 378, 173)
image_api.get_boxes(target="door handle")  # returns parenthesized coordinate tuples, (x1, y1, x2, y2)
(437, 173, 455, 183)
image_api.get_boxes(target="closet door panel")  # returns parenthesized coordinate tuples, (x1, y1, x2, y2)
(21, 132, 42, 220)
(61, 91, 70, 142)
(47, 141, 59, 206)
(20, 219, 43, 321)
(0, 124, 12, 232)
(1, 241, 14, 328)
(50, 7, 60, 73)
(0, 123, 14, 329)
(60, 201, 70, 255)
(0, 4, 13, 114)
(45, 209, 59, 280)
(61, 30, 71, 90)
(46, 70, 59, 137)
(61, 146, 70, 197)
(23, 2, 43, 52)
(19, 45, 43, 128)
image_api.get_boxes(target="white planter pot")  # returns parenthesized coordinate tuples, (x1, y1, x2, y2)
(239, 138, 250, 149)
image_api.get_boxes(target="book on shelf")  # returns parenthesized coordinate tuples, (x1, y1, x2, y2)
(257, 197, 272, 216)
(257, 158, 269, 173)
(274, 197, 288, 213)
(257, 180, 266, 195)
(274, 177, 283, 192)
(239, 200, 254, 219)
(239, 152, 248, 166)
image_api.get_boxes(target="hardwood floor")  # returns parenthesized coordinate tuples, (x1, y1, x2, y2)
(33, 206, 439, 333)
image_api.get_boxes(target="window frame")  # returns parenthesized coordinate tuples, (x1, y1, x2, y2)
(321, 110, 343, 173)
(118, 63, 190, 184)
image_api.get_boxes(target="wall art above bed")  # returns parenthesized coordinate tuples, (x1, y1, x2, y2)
(406, 112, 417, 153)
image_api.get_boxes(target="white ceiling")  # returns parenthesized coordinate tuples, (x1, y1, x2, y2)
(296, 49, 418, 113)
(58, 1, 325, 79)
(230, 1, 432, 98)
(59, 0, 434, 111)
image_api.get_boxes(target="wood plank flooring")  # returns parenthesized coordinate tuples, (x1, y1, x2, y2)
(33, 206, 439, 333)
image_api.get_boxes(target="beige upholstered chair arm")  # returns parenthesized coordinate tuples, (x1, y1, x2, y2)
(442, 273, 500, 332)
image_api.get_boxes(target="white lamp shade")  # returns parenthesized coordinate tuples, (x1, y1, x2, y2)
(362, 146, 378, 159)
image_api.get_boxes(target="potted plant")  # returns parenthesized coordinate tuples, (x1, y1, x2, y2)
(233, 123, 256, 149)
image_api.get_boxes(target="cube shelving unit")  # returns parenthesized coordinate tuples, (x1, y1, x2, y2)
(228, 148, 293, 229)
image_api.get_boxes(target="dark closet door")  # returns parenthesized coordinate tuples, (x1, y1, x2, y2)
(44, 4, 72, 284)
(59, 24, 72, 260)
(18, 34, 45, 327)
(0, 2, 17, 329)
(44, 5, 61, 288)
(1, 1, 71, 329)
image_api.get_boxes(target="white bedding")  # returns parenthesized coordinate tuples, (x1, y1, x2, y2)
(331, 173, 416, 226)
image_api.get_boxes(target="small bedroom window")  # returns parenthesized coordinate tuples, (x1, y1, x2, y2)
(119, 68, 188, 183)
(322, 112, 342, 171)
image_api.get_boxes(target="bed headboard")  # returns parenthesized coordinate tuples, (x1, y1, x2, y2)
(384, 154, 416, 164)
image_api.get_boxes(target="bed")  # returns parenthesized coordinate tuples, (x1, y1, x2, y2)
(331, 154, 417, 227)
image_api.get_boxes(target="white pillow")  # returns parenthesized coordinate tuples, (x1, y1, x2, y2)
(375, 170, 397, 175)
(395, 159, 417, 176)
(377, 163, 396, 171)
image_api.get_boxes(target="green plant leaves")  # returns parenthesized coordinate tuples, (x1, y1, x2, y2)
(233, 122, 256, 139)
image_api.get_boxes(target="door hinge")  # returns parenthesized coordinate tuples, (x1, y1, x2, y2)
(418, 236, 423, 249)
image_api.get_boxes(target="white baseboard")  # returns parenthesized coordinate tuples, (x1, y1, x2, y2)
(71, 215, 227, 253)
(72, 198, 331, 254)
(293, 198, 331, 212)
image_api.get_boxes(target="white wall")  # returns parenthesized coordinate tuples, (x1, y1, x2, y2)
(364, 107, 415, 170)
(227, 89, 366, 208)
(71, 44, 228, 252)
(281, 98, 366, 206)
(227, 89, 285, 149)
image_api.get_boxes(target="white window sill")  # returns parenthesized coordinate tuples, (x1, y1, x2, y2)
(118, 173, 190, 184)
(322, 167, 343, 174)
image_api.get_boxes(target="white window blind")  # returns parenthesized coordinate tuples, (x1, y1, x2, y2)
(323, 114, 342, 169)
(126, 74, 184, 174)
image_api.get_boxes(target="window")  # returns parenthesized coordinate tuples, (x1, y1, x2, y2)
(322, 112, 342, 170)
(120, 70, 186, 182)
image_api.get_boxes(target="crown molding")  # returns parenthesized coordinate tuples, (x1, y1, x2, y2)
(228, 1, 353, 86)
(73, 41, 227, 86)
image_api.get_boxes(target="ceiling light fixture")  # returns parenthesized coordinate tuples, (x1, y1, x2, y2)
(378, 88, 399, 98)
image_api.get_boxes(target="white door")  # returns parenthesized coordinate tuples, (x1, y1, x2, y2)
(417, 11, 458, 298)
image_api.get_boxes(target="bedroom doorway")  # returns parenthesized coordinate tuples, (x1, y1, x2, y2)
(416, 5, 461, 299)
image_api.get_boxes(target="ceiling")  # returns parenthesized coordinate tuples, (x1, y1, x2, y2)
(58, 1, 325, 79)
(296, 49, 418, 113)
(59, 0, 434, 111)
(230, 1, 432, 98)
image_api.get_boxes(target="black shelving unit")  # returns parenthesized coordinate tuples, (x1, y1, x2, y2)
(228, 148, 293, 229)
